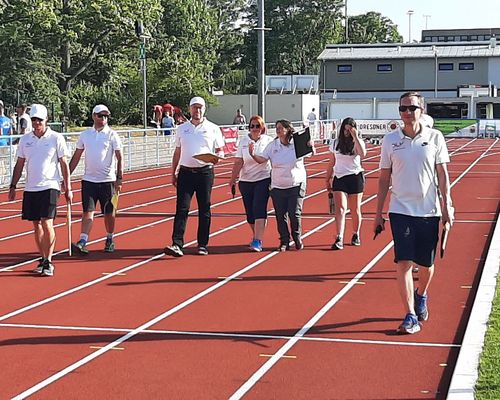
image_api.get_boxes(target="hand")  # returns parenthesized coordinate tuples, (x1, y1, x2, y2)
(172, 174, 177, 187)
(248, 142, 255, 156)
(325, 178, 332, 191)
(8, 187, 16, 202)
(115, 179, 123, 193)
(373, 214, 386, 235)
(65, 189, 73, 203)
(442, 205, 455, 227)
(349, 126, 358, 138)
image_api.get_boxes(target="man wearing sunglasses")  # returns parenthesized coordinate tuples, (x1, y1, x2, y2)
(8, 104, 72, 277)
(374, 91, 454, 335)
(69, 104, 123, 254)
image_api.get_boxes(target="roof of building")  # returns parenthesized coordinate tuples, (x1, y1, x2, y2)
(318, 41, 500, 61)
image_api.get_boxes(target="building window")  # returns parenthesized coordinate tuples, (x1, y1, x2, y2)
(377, 64, 392, 72)
(459, 63, 474, 71)
(438, 36, 446, 42)
(337, 64, 352, 73)
(446, 36, 455, 41)
(461, 35, 468, 41)
(478, 35, 485, 41)
(471, 35, 478, 40)
(439, 63, 454, 71)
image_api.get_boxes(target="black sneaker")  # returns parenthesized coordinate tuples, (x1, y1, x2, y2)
(351, 233, 361, 246)
(75, 240, 89, 255)
(277, 243, 290, 252)
(104, 238, 115, 253)
(331, 236, 343, 250)
(32, 258, 47, 274)
(164, 244, 184, 257)
(198, 246, 209, 255)
(41, 261, 55, 277)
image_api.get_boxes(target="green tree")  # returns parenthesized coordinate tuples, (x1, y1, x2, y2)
(348, 12, 403, 44)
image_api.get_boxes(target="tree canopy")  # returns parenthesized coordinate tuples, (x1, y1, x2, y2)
(0, 0, 403, 125)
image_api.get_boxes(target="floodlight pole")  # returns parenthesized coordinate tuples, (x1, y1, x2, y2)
(407, 10, 414, 43)
(257, 0, 265, 119)
(140, 36, 148, 130)
(345, 0, 348, 44)
(433, 46, 438, 97)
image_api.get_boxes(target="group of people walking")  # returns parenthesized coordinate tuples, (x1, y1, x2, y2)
(8, 92, 453, 335)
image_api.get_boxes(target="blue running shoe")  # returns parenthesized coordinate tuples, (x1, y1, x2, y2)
(250, 239, 263, 252)
(397, 313, 421, 334)
(414, 290, 429, 321)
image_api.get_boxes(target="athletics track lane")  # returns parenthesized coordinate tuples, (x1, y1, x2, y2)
(0, 139, 498, 399)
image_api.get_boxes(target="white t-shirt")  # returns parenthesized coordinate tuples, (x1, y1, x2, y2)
(76, 125, 122, 182)
(175, 119, 225, 168)
(380, 126, 450, 217)
(236, 134, 273, 182)
(17, 128, 68, 192)
(329, 140, 364, 178)
(261, 138, 307, 189)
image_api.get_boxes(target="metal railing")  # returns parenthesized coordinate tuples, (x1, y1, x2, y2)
(0, 121, 330, 189)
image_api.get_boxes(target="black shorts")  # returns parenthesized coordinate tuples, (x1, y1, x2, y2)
(22, 189, 60, 221)
(82, 180, 115, 214)
(332, 172, 364, 194)
(389, 213, 440, 267)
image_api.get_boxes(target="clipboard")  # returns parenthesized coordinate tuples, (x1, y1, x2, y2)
(440, 223, 450, 258)
(193, 153, 224, 164)
(292, 127, 313, 158)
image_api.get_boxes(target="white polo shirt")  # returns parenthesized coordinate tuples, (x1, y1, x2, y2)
(76, 125, 122, 182)
(175, 119, 225, 168)
(380, 126, 450, 217)
(261, 138, 307, 189)
(329, 140, 364, 178)
(236, 134, 273, 182)
(16, 128, 68, 192)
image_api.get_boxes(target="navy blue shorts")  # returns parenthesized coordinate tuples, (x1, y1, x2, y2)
(333, 172, 364, 194)
(238, 178, 271, 224)
(22, 189, 60, 221)
(389, 213, 440, 267)
(82, 180, 116, 214)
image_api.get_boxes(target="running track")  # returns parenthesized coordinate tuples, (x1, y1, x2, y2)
(0, 139, 499, 399)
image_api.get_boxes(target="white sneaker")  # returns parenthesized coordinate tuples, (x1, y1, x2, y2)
(41, 262, 55, 277)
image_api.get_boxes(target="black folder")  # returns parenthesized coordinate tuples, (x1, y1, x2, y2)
(293, 127, 313, 158)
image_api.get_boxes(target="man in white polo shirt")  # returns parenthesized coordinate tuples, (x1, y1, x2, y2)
(69, 104, 123, 254)
(164, 96, 225, 257)
(374, 91, 454, 335)
(8, 104, 72, 277)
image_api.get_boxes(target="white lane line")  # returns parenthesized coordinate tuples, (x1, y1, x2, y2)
(0, 322, 460, 348)
(229, 241, 395, 400)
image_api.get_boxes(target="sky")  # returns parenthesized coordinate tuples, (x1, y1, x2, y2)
(346, 0, 500, 42)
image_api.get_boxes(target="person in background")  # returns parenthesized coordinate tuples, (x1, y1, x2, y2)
(229, 115, 273, 252)
(374, 91, 454, 335)
(307, 108, 318, 124)
(233, 108, 246, 128)
(0, 102, 13, 146)
(151, 105, 163, 128)
(8, 104, 72, 277)
(164, 96, 225, 257)
(161, 109, 176, 135)
(325, 117, 366, 250)
(69, 104, 123, 254)
(13, 104, 32, 144)
(250, 119, 313, 252)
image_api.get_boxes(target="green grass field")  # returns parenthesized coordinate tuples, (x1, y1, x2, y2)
(434, 119, 477, 135)
(476, 273, 500, 399)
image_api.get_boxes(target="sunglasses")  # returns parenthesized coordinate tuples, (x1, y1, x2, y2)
(31, 117, 43, 122)
(96, 113, 109, 119)
(249, 124, 261, 129)
(398, 105, 421, 113)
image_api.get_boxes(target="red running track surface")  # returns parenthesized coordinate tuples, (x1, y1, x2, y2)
(0, 138, 499, 399)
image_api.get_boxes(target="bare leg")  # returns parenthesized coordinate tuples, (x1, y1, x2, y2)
(254, 219, 267, 241)
(396, 260, 415, 315)
(347, 193, 363, 235)
(81, 211, 94, 236)
(334, 191, 347, 239)
(104, 213, 116, 234)
(32, 221, 43, 257)
(416, 264, 434, 295)
(40, 218, 56, 261)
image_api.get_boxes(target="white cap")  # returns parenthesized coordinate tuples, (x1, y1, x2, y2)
(92, 104, 110, 114)
(0, 100, 4, 107)
(29, 104, 48, 120)
(189, 96, 206, 107)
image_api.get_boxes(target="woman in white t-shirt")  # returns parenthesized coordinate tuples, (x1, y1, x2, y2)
(325, 117, 367, 250)
(229, 115, 273, 252)
(250, 119, 313, 252)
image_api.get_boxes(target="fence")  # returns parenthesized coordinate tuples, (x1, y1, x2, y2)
(0, 120, 333, 189)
